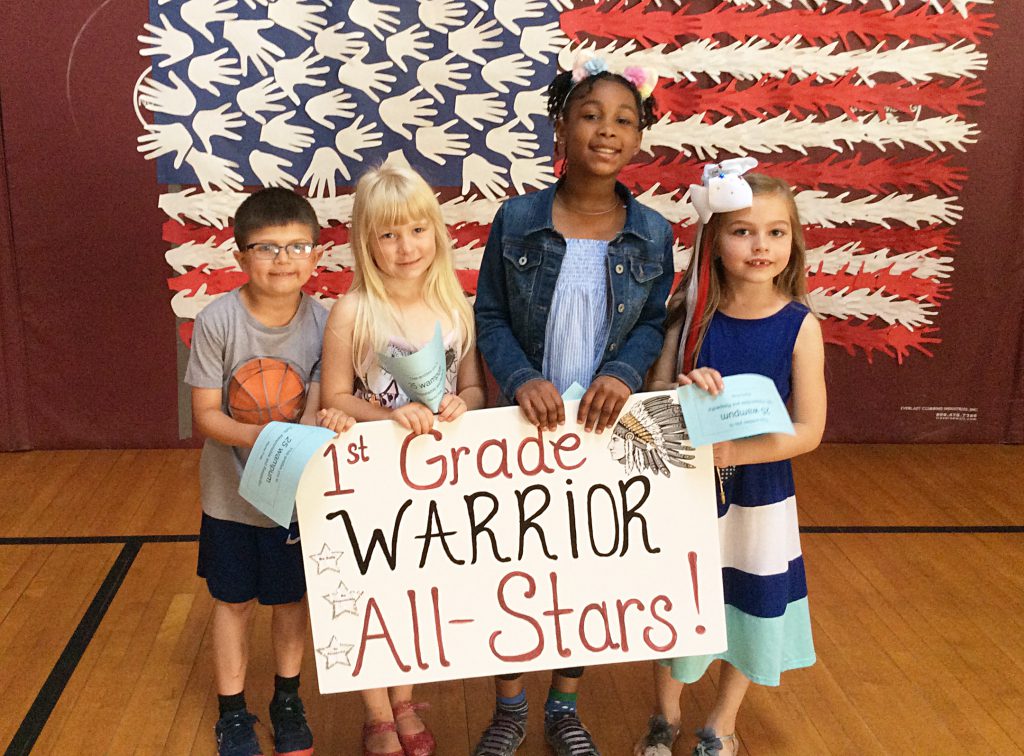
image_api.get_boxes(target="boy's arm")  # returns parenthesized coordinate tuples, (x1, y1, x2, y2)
(597, 231, 675, 391)
(300, 382, 321, 425)
(192, 387, 263, 448)
(186, 303, 265, 448)
(474, 205, 545, 400)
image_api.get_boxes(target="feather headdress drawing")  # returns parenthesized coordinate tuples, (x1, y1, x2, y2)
(608, 396, 695, 476)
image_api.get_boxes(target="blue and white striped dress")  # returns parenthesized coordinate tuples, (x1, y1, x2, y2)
(668, 301, 816, 686)
(542, 238, 610, 393)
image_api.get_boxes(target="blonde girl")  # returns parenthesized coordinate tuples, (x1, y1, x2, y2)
(319, 164, 485, 756)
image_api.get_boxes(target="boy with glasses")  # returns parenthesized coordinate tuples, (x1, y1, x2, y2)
(185, 188, 353, 756)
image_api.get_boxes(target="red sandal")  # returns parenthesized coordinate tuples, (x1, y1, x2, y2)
(391, 701, 435, 756)
(362, 720, 403, 756)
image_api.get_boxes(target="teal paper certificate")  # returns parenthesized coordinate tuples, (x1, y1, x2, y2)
(377, 321, 447, 412)
(561, 382, 587, 401)
(239, 421, 336, 527)
(676, 373, 795, 448)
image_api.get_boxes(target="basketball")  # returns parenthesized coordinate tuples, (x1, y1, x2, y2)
(227, 358, 306, 424)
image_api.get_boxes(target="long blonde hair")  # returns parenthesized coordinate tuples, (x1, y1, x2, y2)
(347, 164, 474, 373)
(668, 173, 809, 362)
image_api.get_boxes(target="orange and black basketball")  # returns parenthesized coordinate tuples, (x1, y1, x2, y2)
(227, 358, 306, 424)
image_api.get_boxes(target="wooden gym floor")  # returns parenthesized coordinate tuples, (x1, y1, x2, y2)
(1, 444, 1022, 755)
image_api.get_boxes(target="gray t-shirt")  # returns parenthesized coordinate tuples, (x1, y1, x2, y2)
(184, 289, 328, 527)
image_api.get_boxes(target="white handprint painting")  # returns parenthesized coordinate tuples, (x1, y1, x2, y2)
(139, 14, 195, 68)
(134, 0, 994, 380)
(379, 86, 437, 140)
(417, 52, 469, 103)
(140, 2, 563, 190)
(187, 48, 241, 97)
(180, 0, 238, 44)
(139, 0, 565, 326)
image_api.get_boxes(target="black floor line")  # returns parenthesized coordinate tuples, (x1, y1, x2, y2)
(801, 525, 1024, 534)
(0, 534, 199, 545)
(4, 540, 142, 756)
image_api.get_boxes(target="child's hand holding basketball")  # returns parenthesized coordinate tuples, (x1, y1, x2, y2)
(317, 407, 355, 436)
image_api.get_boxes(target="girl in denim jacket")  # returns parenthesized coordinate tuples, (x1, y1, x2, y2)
(473, 56, 675, 756)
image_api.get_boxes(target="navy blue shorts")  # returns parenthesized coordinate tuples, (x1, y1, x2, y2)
(197, 513, 307, 605)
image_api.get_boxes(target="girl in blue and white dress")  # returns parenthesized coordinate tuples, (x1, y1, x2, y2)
(643, 173, 827, 756)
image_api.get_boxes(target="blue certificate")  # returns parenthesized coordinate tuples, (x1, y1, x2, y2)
(239, 421, 336, 527)
(676, 373, 795, 448)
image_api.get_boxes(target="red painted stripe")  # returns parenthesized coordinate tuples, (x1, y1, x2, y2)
(166, 265, 247, 295)
(821, 317, 941, 364)
(802, 225, 957, 254)
(563, 2, 994, 46)
(179, 320, 195, 348)
(168, 220, 957, 270)
(321, 225, 349, 246)
(656, 74, 985, 123)
(449, 223, 490, 249)
(622, 154, 967, 195)
(668, 224, 956, 256)
(167, 266, 354, 298)
(456, 269, 479, 295)
(305, 268, 354, 298)
(756, 156, 967, 195)
(808, 268, 949, 305)
(162, 220, 234, 246)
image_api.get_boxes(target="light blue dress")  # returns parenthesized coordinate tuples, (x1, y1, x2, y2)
(542, 238, 610, 392)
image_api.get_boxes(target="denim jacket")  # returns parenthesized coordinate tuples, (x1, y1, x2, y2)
(475, 182, 675, 402)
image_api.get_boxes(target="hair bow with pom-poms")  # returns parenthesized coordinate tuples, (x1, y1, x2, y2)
(566, 53, 658, 107)
(677, 158, 759, 374)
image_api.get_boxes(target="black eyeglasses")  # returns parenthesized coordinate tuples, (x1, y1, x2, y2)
(244, 242, 316, 260)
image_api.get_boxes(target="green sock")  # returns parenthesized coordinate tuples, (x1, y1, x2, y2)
(545, 689, 578, 719)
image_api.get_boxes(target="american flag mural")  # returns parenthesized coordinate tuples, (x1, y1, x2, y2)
(135, 0, 995, 366)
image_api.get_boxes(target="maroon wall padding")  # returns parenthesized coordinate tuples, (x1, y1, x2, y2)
(0, 95, 31, 451)
(0, 2, 1022, 448)
(1, 0, 184, 449)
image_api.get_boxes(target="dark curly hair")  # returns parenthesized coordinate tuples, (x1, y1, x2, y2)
(546, 69, 658, 130)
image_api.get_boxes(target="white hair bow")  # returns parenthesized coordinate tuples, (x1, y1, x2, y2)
(688, 157, 758, 224)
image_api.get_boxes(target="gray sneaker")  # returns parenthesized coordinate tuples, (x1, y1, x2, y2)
(544, 714, 600, 756)
(472, 709, 527, 756)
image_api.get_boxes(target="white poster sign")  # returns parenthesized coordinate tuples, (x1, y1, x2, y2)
(295, 391, 726, 694)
